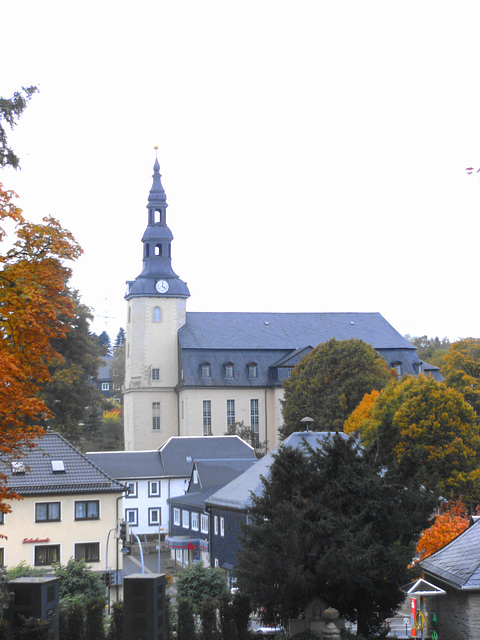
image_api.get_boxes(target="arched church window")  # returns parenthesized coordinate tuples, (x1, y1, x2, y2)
(155, 244, 162, 256)
(153, 307, 161, 322)
(155, 209, 162, 223)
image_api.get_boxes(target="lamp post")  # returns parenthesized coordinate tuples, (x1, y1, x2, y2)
(301, 416, 314, 432)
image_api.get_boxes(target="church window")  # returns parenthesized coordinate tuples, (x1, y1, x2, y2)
(225, 363, 234, 379)
(248, 363, 258, 378)
(152, 402, 161, 430)
(144, 244, 150, 258)
(153, 307, 161, 322)
(227, 399, 235, 428)
(155, 243, 162, 256)
(250, 399, 259, 442)
(152, 368, 160, 380)
(203, 400, 212, 436)
(201, 364, 211, 378)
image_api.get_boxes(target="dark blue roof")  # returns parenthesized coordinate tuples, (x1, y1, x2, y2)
(421, 520, 480, 590)
(179, 312, 415, 350)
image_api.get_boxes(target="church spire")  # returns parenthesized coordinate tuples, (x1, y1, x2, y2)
(125, 153, 190, 300)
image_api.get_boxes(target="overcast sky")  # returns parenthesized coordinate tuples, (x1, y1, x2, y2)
(2, 1, 480, 343)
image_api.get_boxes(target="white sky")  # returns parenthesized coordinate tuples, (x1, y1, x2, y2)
(2, 1, 480, 343)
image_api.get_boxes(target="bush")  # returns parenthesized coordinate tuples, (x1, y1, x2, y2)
(177, 597, 196, 640)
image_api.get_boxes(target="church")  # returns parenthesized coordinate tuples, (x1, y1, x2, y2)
(123, 157, 439, 452)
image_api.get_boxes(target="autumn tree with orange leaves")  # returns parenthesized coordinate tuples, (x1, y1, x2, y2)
(415, 499, 471, 563)
(0, 183, 81, 511)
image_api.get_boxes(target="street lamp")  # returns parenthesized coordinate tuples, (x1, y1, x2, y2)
(301, 416, 314, 432)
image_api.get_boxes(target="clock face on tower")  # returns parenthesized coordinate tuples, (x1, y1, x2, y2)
(155, 279, 169, 294)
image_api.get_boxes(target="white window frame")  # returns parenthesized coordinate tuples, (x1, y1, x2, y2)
(202, 364, 211, 378)
(214, 515, 219, 535)
(191, 512, 199, 531)
(225, 364, 234, 379)
(149, 481, 160, 497)
(149, 508, 161, 526)
(182, 510, 189, 529)
(201, 514, 209, 534)
(126, 482, 137, 498)
(227, 399, 235, 428)
(248, 363, 258, 378)
(173, 508, 181, 526)
(152, 402, 161, 430)
(101, 382, 110, 391)
(250, 398, 259, 439)
(203, 400, 212, 436)
(220, 517, 225, 537)
(125, 508, 138, 527)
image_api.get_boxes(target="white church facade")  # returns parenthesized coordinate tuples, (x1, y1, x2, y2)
(123, 157, 439, 452)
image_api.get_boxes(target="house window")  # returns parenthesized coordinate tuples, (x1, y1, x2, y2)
(182, 510, 190, 529)
(149, 481, 160, 497)
(149, 508, 161, 526)
(193, 470, 199, 485)
(75, 543, 100, 563)
(392, 362, 402, 377)
(201, 364, 211, 378)
(102, 382, 110, 391)
(214, 558, 219, 567)
(220, 517, 225, 537)
(173, 508, 181, 526)
(225, 363, 234, 379)
(35, 545, 60, 566)
(0, 512, 4, 525)
(250, 398, 259, 440)
(126, 482, 138, 498)
(248, 363, 258, 378)
(176, 549, 182, 563)
(201, 514, 209, 534)
(227, 399, 235, 428)
(152, 402, 161, 430)
(203, 400, 212, 436)
(35, 502, 60, 522)
(125, 508, 138, 527)
(0, 549, 3, 567)
(153, 307, 161, 322)
(152, 368, 160, 381)
(191, 512, 199, 531)
(214, 515, 219, 535)
(75, 500, 99, 520)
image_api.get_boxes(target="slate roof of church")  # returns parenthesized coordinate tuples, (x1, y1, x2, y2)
(5, 432, 125, 496)
(421, 519, 480, 590)
(87, 436, 256, 480)
(206, 431, 348, 511)
(179, 312, 415, 351)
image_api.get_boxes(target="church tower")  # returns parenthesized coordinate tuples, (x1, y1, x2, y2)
(123, 154, 189, 450)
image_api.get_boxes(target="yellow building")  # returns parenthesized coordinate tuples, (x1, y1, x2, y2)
(1, 432, 126, 576)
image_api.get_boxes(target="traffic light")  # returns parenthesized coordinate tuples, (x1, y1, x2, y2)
(119, 520, 130, 544)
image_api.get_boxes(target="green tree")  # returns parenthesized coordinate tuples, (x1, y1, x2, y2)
(218, 593, 237, 640)
(113, 328, 126, 351)
(442, 338, 480, 417)
(236, 435, 434, 637)
(177, 597, 196, 640)
(406, 335, 451, 369)
(0, 86, 37, 169)
(41, 291, 105, 443)
(84, 596, 106, 640)
(280, 338, 394, 439)
(97, 331, 112, 356)
(54, 558, 104, 601)
(107, 601, 123, 640)
(177, 562, 227, 615)
(110, 342, 125, 394)
(345, 375, 480, 503)
(200, 595, 220, 640)
(226, 421, 266, 457)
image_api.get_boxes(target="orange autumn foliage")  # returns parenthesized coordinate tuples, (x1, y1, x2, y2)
(415, 499, 470, 562)
(0, 183, 82, 511)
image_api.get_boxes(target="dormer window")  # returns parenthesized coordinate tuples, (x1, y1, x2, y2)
(414, 362, 423, 375)
(248, 363, 258, 378)
(11, 461, 25, 474)
(392, 362, 402, 377)
(201, 363, 211, 378)
(225, 363, 234, 379)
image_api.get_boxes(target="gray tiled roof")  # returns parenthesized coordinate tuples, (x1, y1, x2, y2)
(87, 437, 256, 481)
(421, 520, 480, 590)
(206, 431, 348, 510)
(87, 451, 165, 480)
(4, 432, 125, 496)
(193, 459, 256, 491)
(179, 312, 415, 351)
(159, 436, 256, 477)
